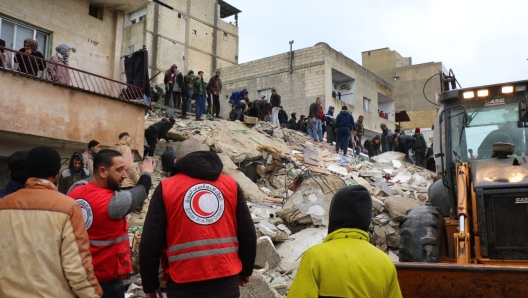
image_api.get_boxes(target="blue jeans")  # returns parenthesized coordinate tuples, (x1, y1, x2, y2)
(100, 279, 125, 298)
(407, 148, 415, 164)
(316, 119, 323, 141)
(187, 90, 193, 110)
(310, 119, 323, 141)
(195, 94, 206, 119)
(335, 127, 351, 155)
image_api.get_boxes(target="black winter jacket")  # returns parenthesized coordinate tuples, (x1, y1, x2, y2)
(270, 93, 281, 107)
(140, 151, 257, 295)
(148, 118, 173, 142)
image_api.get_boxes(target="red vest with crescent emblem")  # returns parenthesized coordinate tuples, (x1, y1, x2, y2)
(161, 173, 241, 283)
(68, 182, 132, 282)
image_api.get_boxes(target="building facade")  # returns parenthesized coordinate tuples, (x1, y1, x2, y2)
(362, 48, 447, 130)
(0, 0, 148, 185)
(221, 43, 396, 140)
(122, 0, 241, 86)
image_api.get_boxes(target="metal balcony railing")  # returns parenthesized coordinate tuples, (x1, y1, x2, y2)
(0, 46, 145, 102)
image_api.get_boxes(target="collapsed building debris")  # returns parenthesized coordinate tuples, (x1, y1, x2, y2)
(124, 115, 438, 297)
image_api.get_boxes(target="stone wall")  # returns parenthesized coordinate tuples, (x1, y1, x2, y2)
(130, 0, 239, 87)
(221, 43, 396, 135)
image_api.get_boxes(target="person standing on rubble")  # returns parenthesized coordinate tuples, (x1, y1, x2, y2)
(0, 146, 103, 298)
(288, 185, 402, 298)
(380, 123, 391, 152)
(308, 97, 325, 142)
(278, 106, 288, 127)
(253, 96, 270, 121)
(58, 152, 90, 194)
(325, 106, 335, 144)
(413, 127, 427, 167)
(144, 117, 175, 157)
(286, 112, 298, 130)
(334, 106, 356, 155)
(164, 64, 182, 108)
(181, 70, 195, 119)
(270, 89, 281, 126)
(208, 69, 222, 118)
(83, 140, 101, 176)
(193, 71, 208, 121)
(139, 139, 256, 298)
(355, 115, 365, 146)
(111, 132, 140, 190)
(0, 150, 28, 199)
(68, 149, 156, 298)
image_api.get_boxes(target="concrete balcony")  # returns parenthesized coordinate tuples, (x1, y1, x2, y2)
(91, 0, 150, 13)
(0, 50, 147, 180)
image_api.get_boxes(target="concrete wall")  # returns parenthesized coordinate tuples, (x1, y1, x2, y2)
(362, 48, 445, 129)
(0, 0, 131, 80)
(0, 70, 146, 159)
(125, 0, 239, 87)
(323, 44, 395, 134)
(221, 43, 396, 136)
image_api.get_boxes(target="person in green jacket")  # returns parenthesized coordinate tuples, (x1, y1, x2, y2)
(287, 185, 402, 298)
(192, 70, 208, 121)
(413, 127, 427, 167)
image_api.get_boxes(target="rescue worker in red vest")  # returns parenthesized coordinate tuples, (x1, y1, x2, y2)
(139, 139, 257, 298)
(68, 149, 156, 298)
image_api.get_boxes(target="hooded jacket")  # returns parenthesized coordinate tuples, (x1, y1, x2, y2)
(58, 153, 91, 194)
(334, 110, 356, 131)
(286, 113, 298, 130)
(140, 151, 256, 295)
(364, 136, 382, 158)
(0, 178, 102, 298)
(288, 185, 401, 298)
(326, 106, 334, 116)
(381, 127, 392, 152)
(270, 92, 281, 108)
(278, 108, 288, 125)
(230, 88, 248, 106)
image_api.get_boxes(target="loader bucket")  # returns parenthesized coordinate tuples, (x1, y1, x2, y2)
(396, 263, 528, 298)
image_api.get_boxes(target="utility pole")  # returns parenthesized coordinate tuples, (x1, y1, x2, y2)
(289, 40, 294, 74)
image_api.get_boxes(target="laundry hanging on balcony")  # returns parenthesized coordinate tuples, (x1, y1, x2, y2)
(123, 49, 151, 101)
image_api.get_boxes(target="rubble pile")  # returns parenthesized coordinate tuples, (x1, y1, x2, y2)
(123, 116, 438, 297)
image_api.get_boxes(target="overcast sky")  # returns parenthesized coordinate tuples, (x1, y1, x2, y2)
(223, 0, 527, 88)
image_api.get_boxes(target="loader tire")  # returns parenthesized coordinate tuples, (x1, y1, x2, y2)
(399, 205, 445, 262)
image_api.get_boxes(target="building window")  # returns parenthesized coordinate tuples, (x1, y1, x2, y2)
(128, 45, 135, 55)
(178, 13, 187, 20)
(131, 19, 136, 24)
(223, 32, 228, 41)
(139, 15, 146, 21)
(89, 4, 103, 20)
(258, 89, 273, 100)
(0, 17, 50, 70)
(393, 76, 400, 81)
(363, 97, 371, 112)
(192, 29, 197, 34)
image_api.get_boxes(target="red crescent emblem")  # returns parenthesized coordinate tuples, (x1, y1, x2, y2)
(192, 191, 214, 217)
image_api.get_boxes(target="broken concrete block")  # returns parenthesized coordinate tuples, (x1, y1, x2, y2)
(372, 197, 384, 215)
(270, 188, 287, 199)
(372, 151, 406, 164)
(374, 212, 391, 225)
(392, 160, 402, 168)
(239, 270, 282, 298)
(275, 228, 327, 273)
(260, 187, 272, 195)
(389, 250, 399, 263)
(384, 196, 423, 220)
(392, 172, 412, 183)
(352, 176, 373, 191)
(217, 154, 268, 202)
(306, 205, 326, 226)
(255, 236, 281, 269)
(386, 234, 401, 249)
(258, 220, 289, 243)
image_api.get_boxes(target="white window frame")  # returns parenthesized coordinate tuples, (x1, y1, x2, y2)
(258, 89, 273, 101)
(0, 17, 50, 71)
(363, 97, 371, 112)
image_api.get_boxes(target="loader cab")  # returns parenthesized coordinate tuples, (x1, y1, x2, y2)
(432, 80, 528, 260)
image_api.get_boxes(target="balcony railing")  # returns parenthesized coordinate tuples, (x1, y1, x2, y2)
(0, 46, 145, 103)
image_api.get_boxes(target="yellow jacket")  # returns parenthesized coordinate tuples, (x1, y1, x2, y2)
(287, 228, 402, 298)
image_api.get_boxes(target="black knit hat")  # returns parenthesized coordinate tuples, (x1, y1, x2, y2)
(8, 150, 29, 183)
(25, 146, 62, 179)
(328, 185, 373, 234)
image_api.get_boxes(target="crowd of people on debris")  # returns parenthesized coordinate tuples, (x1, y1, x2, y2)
(155, 63, 434, 171)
